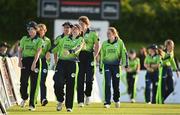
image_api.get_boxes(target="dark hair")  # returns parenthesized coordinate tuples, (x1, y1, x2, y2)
(129, 49, 136, 54)
(62, 22, 73, 28)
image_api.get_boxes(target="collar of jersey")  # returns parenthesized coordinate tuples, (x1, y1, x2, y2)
(60, 33, 65, 38)
(85, 28, 90, 34)
(107, 38, 118, 44)
(27, 35, 38, 40)
(69, 35, 80, 40)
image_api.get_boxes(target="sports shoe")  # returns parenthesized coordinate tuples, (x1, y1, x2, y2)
(41, 99, 48, 106)
(78, 102, 84, 107)
(85, 96, 90, 105)
(20, 100, 26, 108)
(104, 104, 110, 108)
(131, 99, 136, 103)
(115, 102, 120, 108)
(67, 108, 72, 112)
(147, 102, 152, 104)
(29, 105, 35, 111)
(57, 102, 63, 111)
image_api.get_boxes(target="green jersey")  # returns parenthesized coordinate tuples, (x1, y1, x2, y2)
(144, 54, 162, 66)
(52, 35, 83, 61)
(100, 38, 128, 67)
(41, 36, 51, 58)
(82, 29, 99, 52)
(129, 57, 140, 72)
(54, 34, 69, 45)
(162, 51, 177, 71)
(20, 36, 43, 57)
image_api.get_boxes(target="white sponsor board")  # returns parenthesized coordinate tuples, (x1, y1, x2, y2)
(0, 73, 10, 110)
(5, 57, 21, 105)
(0, 57, 16, 106)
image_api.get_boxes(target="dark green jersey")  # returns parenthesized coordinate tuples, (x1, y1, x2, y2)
(162, 51, 177, 70)
(82, 29, 99, 52)
(100, 38, 128, 67)
(129, 57, 140, 72)
(20, 36, 43, 57)
(41, 36, 51, 58)
(144, 54, 161, 65)
(52, 35, 83, 61)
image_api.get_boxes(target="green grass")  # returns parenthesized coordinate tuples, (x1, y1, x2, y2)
(7, 102, 180, 115)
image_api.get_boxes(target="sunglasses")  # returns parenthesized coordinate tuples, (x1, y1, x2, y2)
(27, 27, 35, 31)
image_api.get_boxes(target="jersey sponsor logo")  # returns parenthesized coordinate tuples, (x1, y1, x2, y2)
(25, 45, 35, 50)
(107, 49, 116, 53)
(63, 44, 71, 49)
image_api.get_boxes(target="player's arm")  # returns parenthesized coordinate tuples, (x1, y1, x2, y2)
(31, 48, 42, 71)
(93, 32, 100, 60)
(70, 39, 84, 54)
(18, 47, 23, 68)
(31, 40, 43, 71)
(170, 57, 179, 77)
(121, 41, 128, 68)
(136, 58, 141, 73)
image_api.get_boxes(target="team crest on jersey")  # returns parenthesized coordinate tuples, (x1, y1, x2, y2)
(114, 43, 118, 48)
(84, 34, 89, 39)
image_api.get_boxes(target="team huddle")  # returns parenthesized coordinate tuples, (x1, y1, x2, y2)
(18, 16, 179, 112)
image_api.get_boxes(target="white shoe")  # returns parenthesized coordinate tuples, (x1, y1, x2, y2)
(29, 106, 35, 111)
(131, 99, 136, 103)
(85, 96, 90, 105)
(57, 102, 63, 111)
(78, 102, 84, 107)
(20, 100, 26, 108)
(147, 102, 151, 104)
(67, 108, 72, 112)
(104, 104, 110, 108)
(115, 102, 120, 108)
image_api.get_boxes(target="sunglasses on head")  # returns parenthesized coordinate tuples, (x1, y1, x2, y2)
(27, 27, 35, 31)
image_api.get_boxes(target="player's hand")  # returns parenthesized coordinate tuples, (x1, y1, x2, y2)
(31, 62, 36, 72)
(147, 68, 154, 72)
(126, 68, 131, 72)
(18, 61, 23, 68)
(63, 50, 70, 56)
(176, 71, 180, 78)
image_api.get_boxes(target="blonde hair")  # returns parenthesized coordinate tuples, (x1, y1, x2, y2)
(108, 27, 120, 39)
(164, 39, 174, 50)
(37, 23, 47, 32)
(78, 16, 90, 26)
